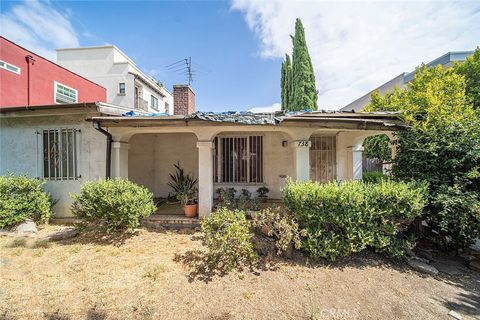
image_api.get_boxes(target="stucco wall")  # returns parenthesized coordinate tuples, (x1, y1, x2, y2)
(0, 113, 107, 217)
(128, 133, 199, 197)
(128, 131, 293, 200)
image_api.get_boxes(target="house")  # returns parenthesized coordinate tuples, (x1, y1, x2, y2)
(56, 45, 174, 115)
(0, 38, 405, 220)
(341, 50, 475, 112)
(0, 37, 106, 107)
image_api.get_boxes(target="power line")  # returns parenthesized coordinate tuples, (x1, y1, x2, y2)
(165, 57, 194, 85)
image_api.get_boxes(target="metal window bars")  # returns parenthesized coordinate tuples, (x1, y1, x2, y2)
(309, 135, 337, 182)
(42, 128, 79, 180)
(213, 135, 263, 184)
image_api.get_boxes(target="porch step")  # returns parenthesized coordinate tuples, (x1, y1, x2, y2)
(142, 214, 200, 229)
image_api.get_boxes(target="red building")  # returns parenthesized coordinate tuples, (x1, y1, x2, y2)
(0, 37, 106, 108)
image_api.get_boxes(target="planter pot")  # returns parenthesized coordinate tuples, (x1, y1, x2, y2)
(261, 225, 272, 237)
(183, 204, 198, 218)
(258, 196, 268, 203)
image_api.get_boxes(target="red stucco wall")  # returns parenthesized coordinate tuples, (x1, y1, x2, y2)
(0, 37, 106, 107)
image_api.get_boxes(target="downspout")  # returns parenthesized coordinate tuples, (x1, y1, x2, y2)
(92, 121, 112, 179)
(25, 55, 36, 105)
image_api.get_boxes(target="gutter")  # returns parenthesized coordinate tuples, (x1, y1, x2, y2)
(92, 121, 112, 179)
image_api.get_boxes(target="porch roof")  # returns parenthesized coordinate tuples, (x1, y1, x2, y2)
(88, 110, 406, 131)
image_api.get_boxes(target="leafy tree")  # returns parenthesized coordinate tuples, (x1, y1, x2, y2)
(281, 18, 317, 111)
(364, 63, 480, 249)
(455, 48, 480, 110)
(363, 134, 392, 162)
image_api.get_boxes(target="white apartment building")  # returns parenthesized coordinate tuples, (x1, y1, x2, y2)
(57, 45, 173, 114)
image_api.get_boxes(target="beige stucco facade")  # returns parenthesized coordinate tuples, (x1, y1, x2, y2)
(1, 108, 402, 218)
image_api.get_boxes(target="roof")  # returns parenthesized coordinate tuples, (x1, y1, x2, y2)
(88, 110, 406, 131)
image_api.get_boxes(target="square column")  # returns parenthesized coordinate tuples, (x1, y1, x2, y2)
(197, 141, 214, 217)
(293, 140, 311, 181)
(111, 141, 129, 179)
(352, 145, 364, 180)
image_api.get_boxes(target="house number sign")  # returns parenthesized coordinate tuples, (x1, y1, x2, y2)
(297, 140, 311, 147)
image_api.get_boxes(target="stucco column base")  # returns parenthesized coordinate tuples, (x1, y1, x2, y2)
(197, 141, 214, 218)
(111, 141, 130, 179)
(293, 140, 311, 181)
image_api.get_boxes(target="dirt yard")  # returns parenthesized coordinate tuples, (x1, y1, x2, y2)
(1, 225, 479, 320)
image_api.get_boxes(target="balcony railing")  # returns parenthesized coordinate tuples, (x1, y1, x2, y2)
(135, 97, 148, 111)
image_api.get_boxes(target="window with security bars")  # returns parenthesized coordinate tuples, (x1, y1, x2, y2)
(55, 82, 77, 104)
(213, 135, 263, 183)
(310, 135, 337, 182)
(42, 129, 79, 180)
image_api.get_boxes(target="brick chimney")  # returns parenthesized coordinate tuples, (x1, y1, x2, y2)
(173, 85, 195, 115)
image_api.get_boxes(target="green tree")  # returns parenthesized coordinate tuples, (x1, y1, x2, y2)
(455, 48, 480, 109)
(281, 18, 317, 111)
(364, 64, 480, 249)
(281, 54, 292, 111)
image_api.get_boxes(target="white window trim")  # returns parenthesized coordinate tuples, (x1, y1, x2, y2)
(151, 95, 159, 111)
(0, 59, 21, 74)
(54, 81, 78, 104)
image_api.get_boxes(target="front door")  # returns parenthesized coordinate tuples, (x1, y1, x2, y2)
(310, 135, 337, 182)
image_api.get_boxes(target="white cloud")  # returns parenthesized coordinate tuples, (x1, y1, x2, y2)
(232, 0, 480, 110)
(0, 0, 79, 60)
(249, 102, 281, 113)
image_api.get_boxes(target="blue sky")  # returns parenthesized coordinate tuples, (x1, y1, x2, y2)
(1, 0, 479, 112)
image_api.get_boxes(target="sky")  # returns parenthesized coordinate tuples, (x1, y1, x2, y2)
(1, 0, 479, 112)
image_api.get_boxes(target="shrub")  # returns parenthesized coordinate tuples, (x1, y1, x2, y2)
(431, 186, 480, 249)
(253, 206, 305, 255)
(71, 179, 156, 232)
(363, 172, 389, 183)
(283, 179, 427, 261)
(201, 207, 256, 272)
(0, 174, 52, 228)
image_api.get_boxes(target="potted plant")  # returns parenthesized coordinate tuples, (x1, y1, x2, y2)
(168, 163, 198, 218)
(256, 186, 269, 203)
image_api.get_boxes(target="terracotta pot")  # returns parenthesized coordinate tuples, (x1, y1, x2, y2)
(261, 225, 272, 237)
(184, 204, 198, 218)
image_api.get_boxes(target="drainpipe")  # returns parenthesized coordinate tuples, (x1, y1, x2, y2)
(92, 121, 112, 179)
(25, 55, 36, 105)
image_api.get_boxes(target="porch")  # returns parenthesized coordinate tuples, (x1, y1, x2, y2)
(92, 112, 404, 218)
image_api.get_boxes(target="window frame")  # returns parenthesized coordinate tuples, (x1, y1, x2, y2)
(214, 134, 264, 185)
(41, 127, 80, 181)
(54, 81, 78, 104)
(119, 82, 126, 94)
(0, 59, 21, 74)
(150, 95, 159, 111)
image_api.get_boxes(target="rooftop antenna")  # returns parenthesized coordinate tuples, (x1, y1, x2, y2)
(166, 57, 194, 85)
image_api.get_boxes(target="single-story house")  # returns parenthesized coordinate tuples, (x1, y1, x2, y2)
(0, 102, 403, 218)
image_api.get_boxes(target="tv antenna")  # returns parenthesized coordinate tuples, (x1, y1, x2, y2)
(166, 57, 194, 85)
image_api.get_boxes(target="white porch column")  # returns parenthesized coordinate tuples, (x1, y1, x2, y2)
(293, 139, 311, 181)
(352, 145, 364, 180)
(197, 141, 214, 218)
(111, 141, 129, 179)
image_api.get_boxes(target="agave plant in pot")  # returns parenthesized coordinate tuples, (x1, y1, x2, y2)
(168, 163, 198, 218)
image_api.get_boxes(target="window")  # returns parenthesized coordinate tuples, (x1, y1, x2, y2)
(54, 82, 77, 104)
(214, 135, 263, 183)
(42, 128, 79, 180)
(0, 60, 21, 74)
(165, 102, 170, 114)
(310, 135, 336, 182)
(151, 95, 159, 110)
(119, 82, 126, 94)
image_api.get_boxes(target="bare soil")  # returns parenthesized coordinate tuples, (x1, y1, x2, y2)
(1, 225, 479, 320)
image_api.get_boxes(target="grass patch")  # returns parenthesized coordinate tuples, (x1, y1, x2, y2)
(143, 263, 167, 281)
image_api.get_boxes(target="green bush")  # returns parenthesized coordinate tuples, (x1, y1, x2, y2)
(363, 172, 389, 183)
(71, 179, 156, 232)
(253, 206, 305, 255)
(283, 179, 427, 261)
(0, 174, 53, 228)
(201, 207, 256, 272)
(432, 186, 480, 249)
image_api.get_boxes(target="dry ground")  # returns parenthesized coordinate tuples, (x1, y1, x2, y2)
(1, 225, 479, 320)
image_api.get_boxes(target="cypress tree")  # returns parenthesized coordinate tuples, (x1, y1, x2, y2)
(281, 54, 292, 111)
(290, 18, 317, 111)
